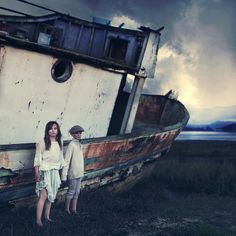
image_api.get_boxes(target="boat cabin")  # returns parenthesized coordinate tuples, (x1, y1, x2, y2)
(0, 13, 162, 75)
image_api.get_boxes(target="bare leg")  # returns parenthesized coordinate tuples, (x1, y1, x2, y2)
(71, 178, 81, 213)
(71, 198, 77, 213)
(65, 198, 71, 214)
(36, 189, 48, 226)
(44, 200, 52, 221)
(66, 179, 76, 214)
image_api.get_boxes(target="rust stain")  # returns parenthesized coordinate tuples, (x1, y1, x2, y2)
(28, 101, 31, 110)
(0, 46, 7, 58)
(79, 65, 86, 73)
(0, 152, 10, 168)
(83, 129, 179, 171)
(0, 46, 7, 73)
(0, 134, 168, 177)
(136, 96, 164, 123)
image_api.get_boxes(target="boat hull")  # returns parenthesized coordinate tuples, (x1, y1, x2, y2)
(0, 94, 189, 205)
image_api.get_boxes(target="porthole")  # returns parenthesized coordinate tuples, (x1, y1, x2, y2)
(51, 60, 73, 83)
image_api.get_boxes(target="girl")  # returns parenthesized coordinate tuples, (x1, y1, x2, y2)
(34, 121, 65, 226)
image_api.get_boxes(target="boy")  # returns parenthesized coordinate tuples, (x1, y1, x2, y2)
(61, 125, 84, 214)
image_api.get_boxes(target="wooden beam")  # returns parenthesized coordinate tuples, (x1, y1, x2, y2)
(120, 70, 147, 134)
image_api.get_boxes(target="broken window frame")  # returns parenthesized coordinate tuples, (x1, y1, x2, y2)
(105, 36, 130, 62)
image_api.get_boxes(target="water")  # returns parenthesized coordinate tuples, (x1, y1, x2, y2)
(177, 131, 236, 141)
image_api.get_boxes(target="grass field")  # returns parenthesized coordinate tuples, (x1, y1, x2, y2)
(168, 140, 236, 158)
(157, 141, 236, 196)
(0, 140, 236, 236)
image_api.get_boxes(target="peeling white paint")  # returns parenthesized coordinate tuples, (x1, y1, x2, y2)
(0, 149, 34, 171)
(0, 46, 123, 144)
(141, 31, 160, 78)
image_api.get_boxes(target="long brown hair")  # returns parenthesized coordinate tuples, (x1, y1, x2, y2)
(44, 121, 62, 150)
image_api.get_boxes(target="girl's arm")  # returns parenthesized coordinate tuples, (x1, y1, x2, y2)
(34, 166, 40, 182)
(34, 141, 43, 182)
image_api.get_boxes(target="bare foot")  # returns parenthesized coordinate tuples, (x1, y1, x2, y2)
(71, 210, 79, 215)
(36, 221, 43, 227)
(65, 209, 71, 214)
(45, 218, 54, 222)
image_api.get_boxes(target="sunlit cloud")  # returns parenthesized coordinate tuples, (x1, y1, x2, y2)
(143, 43, 199, 108)
(111, 15, 140, 29)
(143, 1, 236, 123)
(171, 2, 236, 109)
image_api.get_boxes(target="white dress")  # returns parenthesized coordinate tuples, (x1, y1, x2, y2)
(34, 140, 66, 202)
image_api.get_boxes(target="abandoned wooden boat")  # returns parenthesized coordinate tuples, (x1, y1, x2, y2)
(0, 11, 189, 205)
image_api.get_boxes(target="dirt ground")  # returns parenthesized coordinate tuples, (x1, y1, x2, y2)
(1, 177, 236, 236)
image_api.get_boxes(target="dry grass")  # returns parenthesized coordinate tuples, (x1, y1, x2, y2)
(0, 140, 236, 236)
(154, 140, 236, 196)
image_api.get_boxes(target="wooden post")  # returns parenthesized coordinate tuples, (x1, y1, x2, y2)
(120, 70, 147, 134)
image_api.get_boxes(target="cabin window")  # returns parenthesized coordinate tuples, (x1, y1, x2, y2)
(51, 60, 73, 83)
(106, 37, 128, 61)
(10, 27, 28, 39)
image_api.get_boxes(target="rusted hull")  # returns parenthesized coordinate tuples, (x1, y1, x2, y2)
(0, 95, 189, 204)
(82, 129, 180, 190)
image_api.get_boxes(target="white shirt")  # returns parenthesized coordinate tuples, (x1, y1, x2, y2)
(61, 139, 84, 181)
(34, 140, 66, 171)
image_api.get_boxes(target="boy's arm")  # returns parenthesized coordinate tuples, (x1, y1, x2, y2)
(61, 143, 73, 181)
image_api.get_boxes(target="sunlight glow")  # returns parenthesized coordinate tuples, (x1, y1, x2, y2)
(111, 15, 140, 29)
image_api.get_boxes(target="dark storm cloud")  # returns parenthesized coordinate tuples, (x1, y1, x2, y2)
(1, 0, 235, 50)
(0, 0, 187, 32)
(81, 0, 188, 29)
(190, 0, 236, 57)
(1, 0, 235, 123)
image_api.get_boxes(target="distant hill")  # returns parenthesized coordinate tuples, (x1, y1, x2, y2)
(222, 123, 236, 132)
(210, 121, 236, 130)
(185, 120, 236, 132)
(184, 125, 214, 131)
(188, 105, 236, 125)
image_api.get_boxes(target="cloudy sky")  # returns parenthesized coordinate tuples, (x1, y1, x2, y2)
(0, 0, 235, 123)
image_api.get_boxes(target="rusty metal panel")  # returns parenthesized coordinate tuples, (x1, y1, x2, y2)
(77, 26, 92, 54)
(90, 28, 106, 58)
(0, 149, 34, 171)
(83, 128, 180, 171)
(135, 95, 165, 123)
(63, 23, 81, 50)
